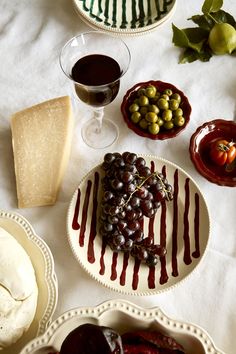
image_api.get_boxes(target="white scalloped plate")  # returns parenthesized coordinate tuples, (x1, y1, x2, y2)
(0, 210, 58, 354)
(20, 299, 224, 354)
(73, 0, 177, 36)
(67, 155, 210, 295)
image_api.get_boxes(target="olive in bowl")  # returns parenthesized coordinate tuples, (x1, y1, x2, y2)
(121, 80, 191, 140)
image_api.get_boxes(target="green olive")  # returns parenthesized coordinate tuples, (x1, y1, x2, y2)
(157, 98, 169, 110)
(174, 116, 185, 127)
(129, 103, 139, 113)
(157, 117, 164, 127)
(139, 118, 148, 130)
(150, 93, 161, 103)
(169, 99, 179, 111)
(148, 123, 160, 135)
(131, 112, 141, 124)
(137, 88, 146, 96)
(145, 112, 158, 123)
(145, 85, 157, 98)
(138, 95, 149, 106)
(174, 108, 183, 117)
(171, 93, 181, 103)
(160, 94, 170, 101)
(163, 121, 174, 130)
(148, 104, 160, 114)
(163, 88, 173, 96)
(139, 106, 148, 116)
(162, 109, 173, 122)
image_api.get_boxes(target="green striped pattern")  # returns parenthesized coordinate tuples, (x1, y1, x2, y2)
(77, 0, 175, 30)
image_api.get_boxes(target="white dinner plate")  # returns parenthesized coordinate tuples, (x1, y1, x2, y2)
(20, 299, 224, 354)
(0, 210, 58, 354)
(73, 0, 177, 36)
(67, 155, 210, 295)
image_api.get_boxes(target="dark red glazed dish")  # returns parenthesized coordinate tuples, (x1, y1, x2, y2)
(121, 80, 191, 140)
(189, 119, 236, 187)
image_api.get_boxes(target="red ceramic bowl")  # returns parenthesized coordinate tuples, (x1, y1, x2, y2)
(121, 80, 191, 140)
(189, 119, 236, 187)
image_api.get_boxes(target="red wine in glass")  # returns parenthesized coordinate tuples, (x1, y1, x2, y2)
(71, 54, 121, 107)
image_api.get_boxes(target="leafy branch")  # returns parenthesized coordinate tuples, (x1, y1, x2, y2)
(172, 0, 236, 63)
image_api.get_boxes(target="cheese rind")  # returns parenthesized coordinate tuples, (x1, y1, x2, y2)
(11, 96, 74, 208)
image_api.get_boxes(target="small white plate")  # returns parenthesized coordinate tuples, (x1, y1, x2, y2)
(0, 210, 58, 354)
(73, 0, 177, 36)
(67, 155, 210, 295)
(20, 299, 224, 354)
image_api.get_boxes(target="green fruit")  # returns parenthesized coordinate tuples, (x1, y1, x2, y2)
(174, 108, 183, 117)
(169, 99, 179, 111)
(157, 117, 164, 127)
(171, 93, 181, 103)
(163, 121, 174, 130)
(148, 104, 160, 114)
(140, 106, 148, 116)
(137, 88, 146, 96)
(139, 118, 148, 130)
(145, 85, 157, 98)
(174, 116, 185, 127)
(145, 112, 158, 123)
(138, 95, 149, 106)
(131, 112, 141, 124)
(157, 98, 169, 110)
(129, 103, 139, 113)
(208, 23, 236, 55)
(148, 123, 160, 135)
(162, 109, 173, 122)
(163, 88, 173, 96)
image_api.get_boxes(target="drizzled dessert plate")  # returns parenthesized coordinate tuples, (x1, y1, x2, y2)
(67, 155, 210, 295)
(73, 0, 177, 36)
(0, 211, 58, 354)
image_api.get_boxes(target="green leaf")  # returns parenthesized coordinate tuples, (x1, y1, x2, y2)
(172, 24, 209, 53)
(210, 10, 236, 26)
(179, 49, 200, 63)
(189, 14, 213, 31)
(179, 48, 212, 64)
(202, 0, 223, 14)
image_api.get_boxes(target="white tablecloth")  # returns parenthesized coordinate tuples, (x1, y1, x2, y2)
(0, 1, 236, 353)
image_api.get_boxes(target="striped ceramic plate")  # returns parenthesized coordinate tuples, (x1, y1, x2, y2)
(73, 0, 177, 35)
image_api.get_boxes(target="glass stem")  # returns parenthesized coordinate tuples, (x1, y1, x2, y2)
(94, 107, 104, 134)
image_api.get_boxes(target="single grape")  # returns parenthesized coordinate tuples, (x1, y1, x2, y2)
(103, 190, 114, 202)
(128, 220, 140, 231)
(146, 254, 158, 267)
(121, 170, 134, 184)
(104, 153, 116, 164)
(111, 179, 123, 191)
(130, 196, 140, 208)
(103, 223, 113, 232)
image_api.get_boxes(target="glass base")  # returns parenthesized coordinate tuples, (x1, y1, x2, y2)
(81, 118, 119, 149)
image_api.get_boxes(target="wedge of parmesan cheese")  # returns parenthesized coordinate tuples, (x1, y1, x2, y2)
(11, 96, 74, 208)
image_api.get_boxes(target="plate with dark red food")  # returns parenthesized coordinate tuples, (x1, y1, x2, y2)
(121, 80, 191, 140)
(66, 152, 209, 295)
(190, 119, 236, 187)
(19, 300, 224, 354)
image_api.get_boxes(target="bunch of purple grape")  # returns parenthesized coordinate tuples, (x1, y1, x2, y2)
(99, 152, 173, 266)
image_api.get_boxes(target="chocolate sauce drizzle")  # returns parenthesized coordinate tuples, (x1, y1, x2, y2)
(71, 163, 202, 291)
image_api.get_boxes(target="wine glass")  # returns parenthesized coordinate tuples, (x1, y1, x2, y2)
(59, 31, 131, 149)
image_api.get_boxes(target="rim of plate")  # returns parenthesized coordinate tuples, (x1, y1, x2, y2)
(72, 0, 177, 36)
(19, 299, 224, 354)
(66, 155, 211, 296)
(0, 210, 58, 336)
